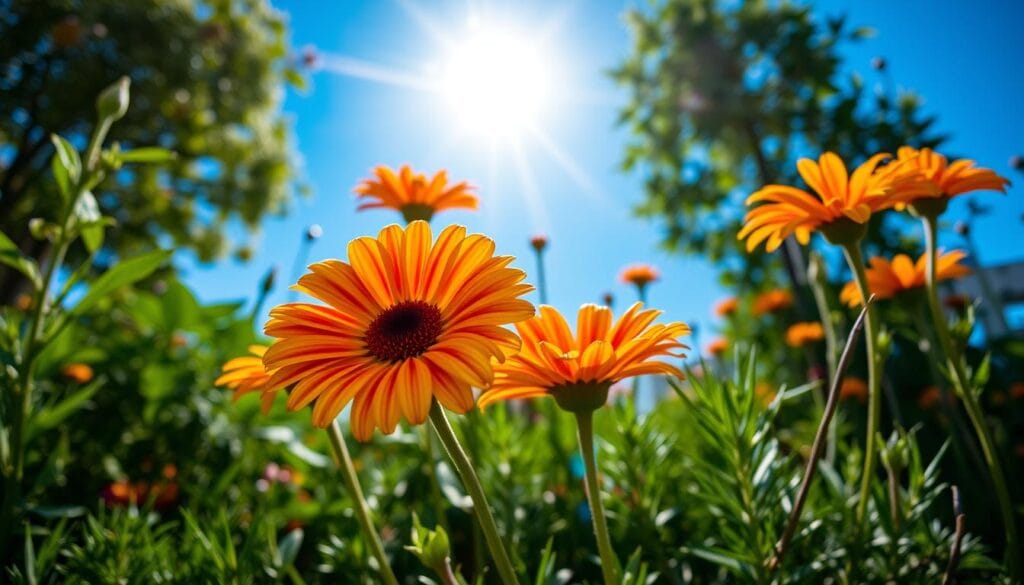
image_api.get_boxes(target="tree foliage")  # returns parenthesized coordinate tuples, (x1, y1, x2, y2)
(0, 0, 302, 277)
(611, 0, 943, 289)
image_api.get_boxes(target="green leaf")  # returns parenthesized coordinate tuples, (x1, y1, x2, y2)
(71, 250, 171, 316)
(71, 190, 106, 253)
(0, 229, 43, 290)
(50, 134, 81, 187)
(27, 379, 102, 442)
(73, 191, 101, 224)
(276, 528, 303, 568)
(24, 523, 36, 585)
(116, 147, 178, 164)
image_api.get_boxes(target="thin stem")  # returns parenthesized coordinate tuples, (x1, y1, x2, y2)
(841, 244, 882, 525)
(428, 401, 520, 585)
(325, 421, 399, 585)
(942, 486, 966, 585)
(908, 305, 986, 480)
(533, 249, 548, 306)
(887, 466, 901, 532)
(575, 411, 619, 585)
(769, 298, 871, 572)
(922, 216, 1020, 579)
(808, 253, 840, 461)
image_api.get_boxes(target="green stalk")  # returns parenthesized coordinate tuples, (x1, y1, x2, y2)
(533, 248, 548, 306)
(575, 411, 620, 585)
(428, 401, 520, 585)
(840, 244, 882, 525)
(806, 255, 837, 459)
(325, 420, 399, 585)
(921, 216, 1020, 578)
(0, 115, 112, 549)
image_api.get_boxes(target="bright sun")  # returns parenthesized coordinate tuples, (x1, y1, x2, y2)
(441, 29, 550, 138)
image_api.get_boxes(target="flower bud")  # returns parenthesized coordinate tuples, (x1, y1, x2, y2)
(530, 234, 548, 253)
(97, 76, 130, 122)
(405, 513, 452, 576)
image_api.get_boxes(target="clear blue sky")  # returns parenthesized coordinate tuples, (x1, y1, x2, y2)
(178, 0, 1024, 346)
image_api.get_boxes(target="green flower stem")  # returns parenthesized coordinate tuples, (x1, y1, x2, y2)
(575, 410, 620, 585)
(908, 305, 986, 480)
(807, 254, 838, 459)
(325, 420, 399, 585)
(921, 216, 1020, 579)
(0, 115, 110, 549)
(428, 401, 520, 585)
(840, 244, 882, 525)
(533, 248, 548, 306)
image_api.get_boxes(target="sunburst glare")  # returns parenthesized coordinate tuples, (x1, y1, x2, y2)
(440, 26, 551, 138)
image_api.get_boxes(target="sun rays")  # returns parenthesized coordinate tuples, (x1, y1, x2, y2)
(311, 2, 613, 226)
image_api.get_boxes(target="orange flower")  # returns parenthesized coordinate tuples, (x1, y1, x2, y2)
(478, 303, 689, 411)
(263, 222, 534, 440)
(839, 250, 970, 307)
(714, 297, 739, 318)
(892, 147, 1009, 209)
(62, 363, 94, 384)
(706, 337, 729, 357)
(739, 152, 928, 251)
(754, 382, 777, 406)
(354, 165, 477, 223)
(753, 289, 793, 316)
(619, 264, 660, 288)
(839, 377, 868, 402)
(102, 480, 179, 509)
(216, 345, 280, 414)
(917, 386, 943, 410)
(15, 294, 32, 311)
(785, 322, 825, 348)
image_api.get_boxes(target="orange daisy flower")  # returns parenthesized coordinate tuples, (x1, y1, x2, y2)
(714, 297, 739, 318)
(478, 303, 689, 411)
(839, 377, 868, 402)
(263, 221, 534, 440)
(892, 147, 1009, 210)
(738, 152, 929, 251)
(354, 165, 478, 223)
(839, 250, 970, 307)
(619, 264, 660, 288)
(752, 289, 793, 316)
(706, 338, 729, 357)
(785, 322, 825, 348)
(62, 363, 94, 384)
(216, 344, 280, 414)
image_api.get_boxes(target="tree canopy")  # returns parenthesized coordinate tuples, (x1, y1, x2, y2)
(612, 0, 942, 290)
(0, 0, 303, 289)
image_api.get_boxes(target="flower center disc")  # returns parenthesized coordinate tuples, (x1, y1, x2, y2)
(365, 301, 443, 362)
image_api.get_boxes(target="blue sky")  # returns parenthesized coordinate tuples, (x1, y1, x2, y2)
(179, 0, 1024, 347)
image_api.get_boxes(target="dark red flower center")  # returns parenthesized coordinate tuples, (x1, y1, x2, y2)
(365, 301, 443, 362)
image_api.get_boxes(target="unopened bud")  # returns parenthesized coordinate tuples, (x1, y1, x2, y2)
(530, 234, 548, 253)
(261, 266, 277, 295)
(97, 76, 130, 122)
